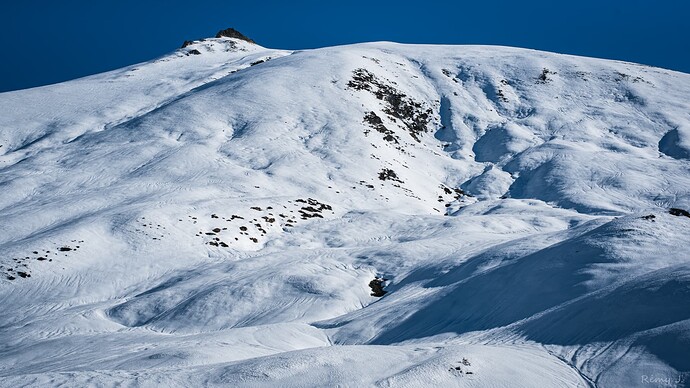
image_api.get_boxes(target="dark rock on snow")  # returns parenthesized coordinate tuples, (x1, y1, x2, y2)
(215, 28, 255, 44)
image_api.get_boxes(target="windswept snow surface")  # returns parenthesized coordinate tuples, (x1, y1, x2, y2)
(1, 37, 690, 387)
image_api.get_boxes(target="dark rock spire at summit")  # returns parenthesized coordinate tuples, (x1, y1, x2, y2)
(215, 28, 255, 44)
(181, 27, 256, 49)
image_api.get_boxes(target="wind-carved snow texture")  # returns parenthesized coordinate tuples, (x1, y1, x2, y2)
(1, 36, 690, 387)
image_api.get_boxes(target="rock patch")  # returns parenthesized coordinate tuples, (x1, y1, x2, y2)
(369, 277, 388, 297)
(2, 240, 83, 281)
(348, 68, 433, 142)
(669, 208, 690, 218)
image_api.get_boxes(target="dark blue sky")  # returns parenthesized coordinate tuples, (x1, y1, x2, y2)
(2, 0, 689, 92)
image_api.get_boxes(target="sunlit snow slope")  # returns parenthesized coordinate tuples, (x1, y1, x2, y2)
(1, 34, 690, 387)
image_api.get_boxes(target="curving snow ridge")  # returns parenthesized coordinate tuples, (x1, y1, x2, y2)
(1, 39, 690, 387)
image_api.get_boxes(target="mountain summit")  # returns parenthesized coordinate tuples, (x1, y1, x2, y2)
(0, 35, 689, 387)
(215, 27, 255, 43)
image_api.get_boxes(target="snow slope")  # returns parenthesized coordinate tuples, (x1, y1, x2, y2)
(1, 35, 690, 387)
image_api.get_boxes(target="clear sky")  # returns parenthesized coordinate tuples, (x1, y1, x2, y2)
(1, 0, 689, 92)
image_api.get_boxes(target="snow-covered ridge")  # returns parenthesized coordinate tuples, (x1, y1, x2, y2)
(0, 36, 289, 164)
(1, 35, 689, 387)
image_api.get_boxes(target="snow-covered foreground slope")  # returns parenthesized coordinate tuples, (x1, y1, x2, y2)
(1, 35, 690, 387)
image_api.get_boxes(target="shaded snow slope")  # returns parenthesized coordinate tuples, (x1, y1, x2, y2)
(1, 39, 690, 387)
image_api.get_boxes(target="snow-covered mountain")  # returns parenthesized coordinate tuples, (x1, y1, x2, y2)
(1, 30, 690, 387)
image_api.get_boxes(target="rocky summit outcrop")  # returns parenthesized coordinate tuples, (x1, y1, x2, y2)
(180, 28, 256, 49)
(215, 27, 255, 43)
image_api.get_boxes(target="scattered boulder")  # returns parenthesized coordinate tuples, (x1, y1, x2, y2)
(369, 277, 388, 297)
(537, 68, 556, 84)
(378, 168, 402, 182)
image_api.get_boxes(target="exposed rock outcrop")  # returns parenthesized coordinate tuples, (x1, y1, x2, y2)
(215, 28, 255, 44)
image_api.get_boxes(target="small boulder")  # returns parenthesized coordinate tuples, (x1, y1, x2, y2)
(369, 278, 388, 297)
